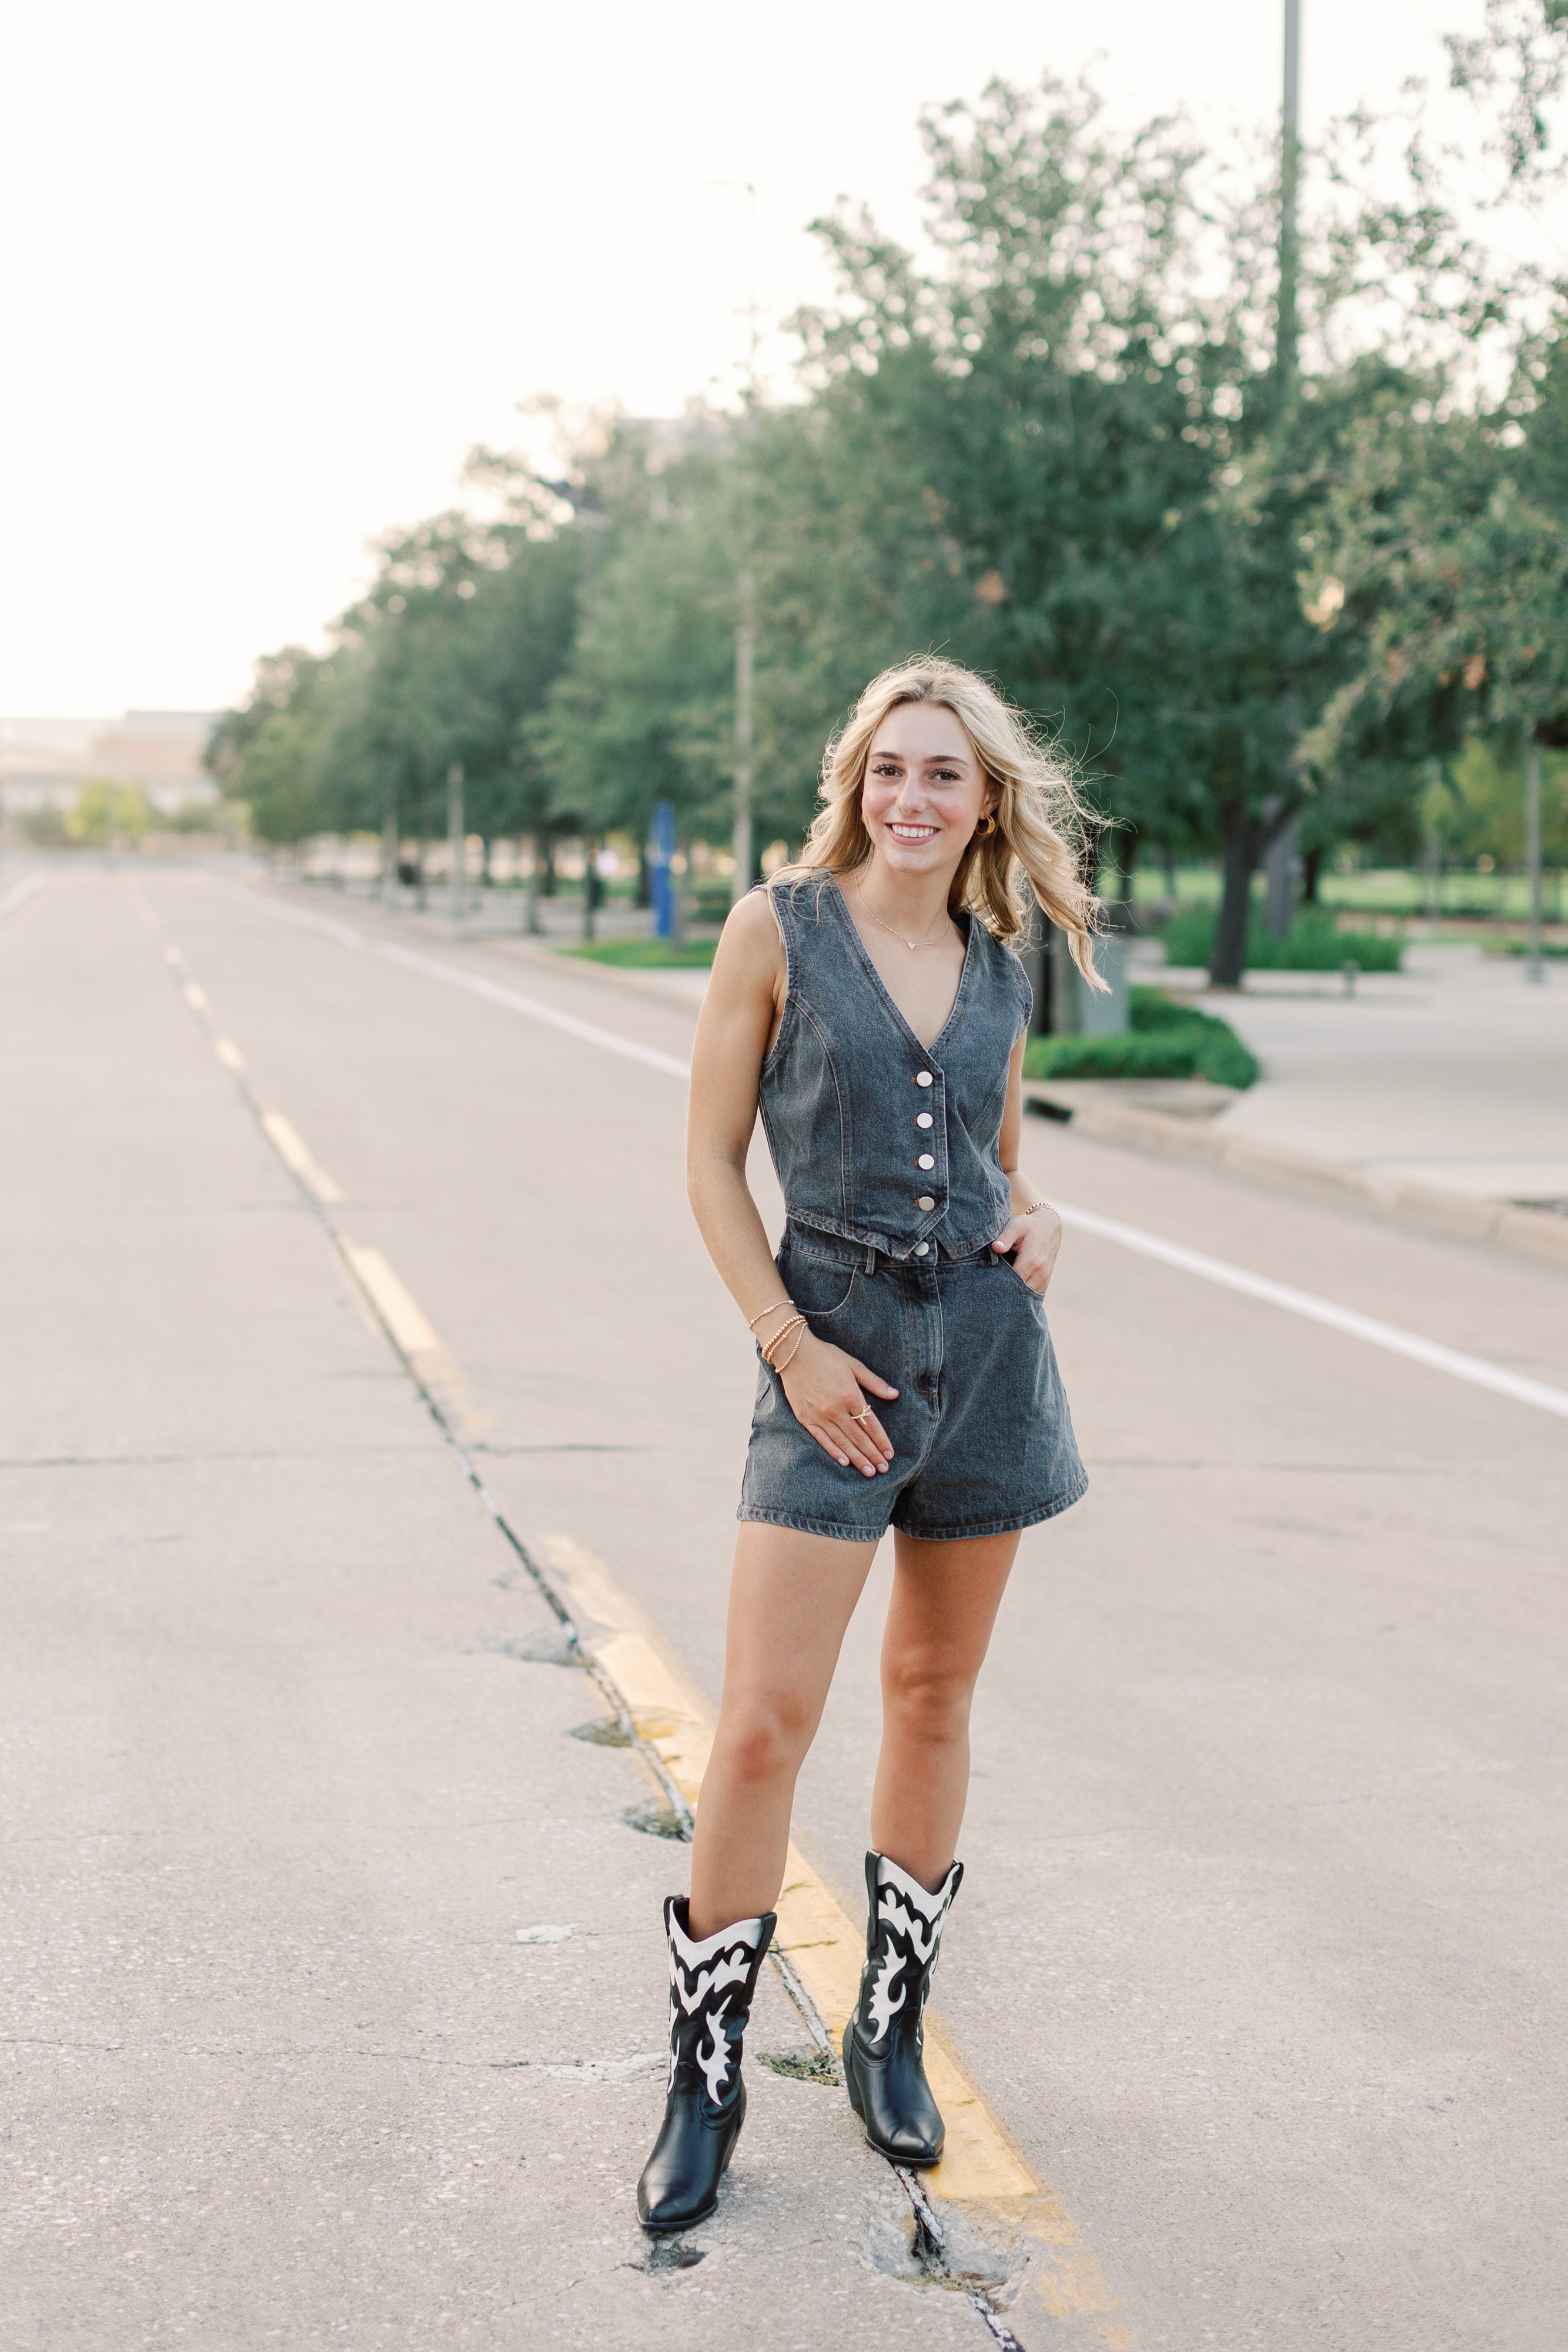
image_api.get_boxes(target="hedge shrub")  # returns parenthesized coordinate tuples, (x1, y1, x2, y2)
(1022, 987, 1260, 1090)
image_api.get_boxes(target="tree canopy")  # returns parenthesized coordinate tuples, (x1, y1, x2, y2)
(210, 7, 1568, 980)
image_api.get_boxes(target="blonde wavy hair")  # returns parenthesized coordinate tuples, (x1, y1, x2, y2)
(781, 659, 1105, 980)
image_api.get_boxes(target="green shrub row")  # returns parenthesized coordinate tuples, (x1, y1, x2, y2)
(1157, 905, 1405, 973)
(1022, 987, 1261, 1090)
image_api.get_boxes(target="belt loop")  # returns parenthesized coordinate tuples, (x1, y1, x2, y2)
(864, 1241, 877, 1274)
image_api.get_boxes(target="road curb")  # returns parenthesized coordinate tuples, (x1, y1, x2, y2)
(1024, 1081, 1568, 1270)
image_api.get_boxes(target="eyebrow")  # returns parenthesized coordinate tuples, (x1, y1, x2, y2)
(871, 749, 973, 764)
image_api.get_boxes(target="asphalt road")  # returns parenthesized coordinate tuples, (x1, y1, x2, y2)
(4, 861, 1565, 2352)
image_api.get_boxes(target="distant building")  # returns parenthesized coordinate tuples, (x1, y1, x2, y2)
(0, 710, 220, 817)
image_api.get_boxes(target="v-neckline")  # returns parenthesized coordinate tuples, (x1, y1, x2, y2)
(828, 873, 977, 1060)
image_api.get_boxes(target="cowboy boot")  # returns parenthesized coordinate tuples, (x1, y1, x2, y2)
(636, 1896, 776, 2232)
(842, 1850, 962, 2166)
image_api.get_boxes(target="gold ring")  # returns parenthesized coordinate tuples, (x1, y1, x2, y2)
(848, 1407, 872, 1422)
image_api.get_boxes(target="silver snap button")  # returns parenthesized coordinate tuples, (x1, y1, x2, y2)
(916, 1195, 935, 1211)
(915, 1071, 934, 1087)
(915, 1112, 933, 1128)
(914, 1242, 930, 1257)
(917, 1154, 935, 1170)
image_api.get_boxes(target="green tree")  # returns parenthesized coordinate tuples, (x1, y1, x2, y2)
(206, 647, 341, 846)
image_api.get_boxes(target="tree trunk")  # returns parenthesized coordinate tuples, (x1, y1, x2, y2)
(636, 837, 651, 910)
(1301, 846, 1322, 904)
(1210, 804, 1259, 988)
(1112, 823, 1140, 930)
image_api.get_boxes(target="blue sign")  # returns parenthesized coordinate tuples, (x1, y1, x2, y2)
(649, 799, 676, 939)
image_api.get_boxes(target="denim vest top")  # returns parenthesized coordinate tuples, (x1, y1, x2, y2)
(757, 874, 1034, 1262)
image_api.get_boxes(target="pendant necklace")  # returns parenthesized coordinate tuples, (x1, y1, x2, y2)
(854, 877, 951, 954)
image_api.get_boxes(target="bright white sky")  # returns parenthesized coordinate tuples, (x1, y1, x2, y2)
(1, 0, 1495, 715)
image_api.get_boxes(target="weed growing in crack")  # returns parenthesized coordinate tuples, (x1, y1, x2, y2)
(620, 1798, 690, 1841)
(569, 1716, 632, 1748)
(758, 2049, 841, 2085)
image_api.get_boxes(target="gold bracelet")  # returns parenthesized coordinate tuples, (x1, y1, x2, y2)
(747, 1299, 794, 1331)
(771, 1323, 808, 1375)
(1021, 1198, 1054, 1218)
(760, 1314, 806, 1366)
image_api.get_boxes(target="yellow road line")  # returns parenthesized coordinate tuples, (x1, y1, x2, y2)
(260, 1110, 344, 1202)
(535, 1529, 1129, 2336)
(341, 1243, 441, 1354)
(183, 981, 209, 1011)
(213, 1036, 245, 1072)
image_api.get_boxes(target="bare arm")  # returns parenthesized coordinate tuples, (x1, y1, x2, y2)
(687, 892, 898, 1476)
(990, 1031, 1064, 1294)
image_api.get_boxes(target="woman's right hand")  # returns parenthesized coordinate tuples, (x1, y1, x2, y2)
(776, 1329, 898, 1476)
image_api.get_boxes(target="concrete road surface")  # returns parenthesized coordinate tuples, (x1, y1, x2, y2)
(3, 863, 1566, 2352)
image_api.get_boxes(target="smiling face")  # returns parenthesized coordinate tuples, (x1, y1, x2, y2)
(860, 700, 998, 880)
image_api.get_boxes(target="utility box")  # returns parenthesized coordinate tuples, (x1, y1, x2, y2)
(1025, 911, 1129, 1037)
(1078, 930, 1129, 1035)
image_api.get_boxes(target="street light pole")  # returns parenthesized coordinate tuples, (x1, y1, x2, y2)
(707, 178, 760, 906)
(1524, 739, 1544, 984)
(1278, 0, 1302, 390)
(447, 763, 464, 936)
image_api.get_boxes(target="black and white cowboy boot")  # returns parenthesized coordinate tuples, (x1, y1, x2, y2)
(636, 1896, 776, 2232)
(842, 1850, 963, 2166)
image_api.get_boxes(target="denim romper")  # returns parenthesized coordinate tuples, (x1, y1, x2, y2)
(737, 874, 1087, 1544)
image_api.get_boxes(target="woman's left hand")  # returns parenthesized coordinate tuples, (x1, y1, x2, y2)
(990, 1204, 1062, 1294)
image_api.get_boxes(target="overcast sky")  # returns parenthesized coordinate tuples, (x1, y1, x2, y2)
(1, 0, 1495, 716)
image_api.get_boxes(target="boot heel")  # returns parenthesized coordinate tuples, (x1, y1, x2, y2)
(842, 2022, 864, 2117)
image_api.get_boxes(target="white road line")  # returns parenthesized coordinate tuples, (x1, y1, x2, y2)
(223, 878, 1568, 1424)
(0, 871, 47, 918)
(1057, 1201, 1568, 1421)
(376, 942, 694, 1082)
(216, 881, 693, 1081)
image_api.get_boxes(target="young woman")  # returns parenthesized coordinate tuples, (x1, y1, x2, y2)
(636, 659, 1101, 2232)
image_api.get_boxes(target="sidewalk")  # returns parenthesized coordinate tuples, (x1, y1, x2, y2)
(1174, 944, 1568, 1209)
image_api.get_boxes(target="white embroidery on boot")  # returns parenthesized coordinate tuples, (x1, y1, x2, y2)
(670, 1947, 752, 2015)
(879, 1892, 940, 1964)
(697, 1997, 734, 2102)
(865, 1949, 907, 2042)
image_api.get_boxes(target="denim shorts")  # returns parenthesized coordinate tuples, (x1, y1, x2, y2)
(737, 1221, 1088, 1544)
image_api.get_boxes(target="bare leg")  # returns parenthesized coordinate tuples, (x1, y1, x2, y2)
(870, 1529, 1021, 1892)
(688, 1522, 878, 1939)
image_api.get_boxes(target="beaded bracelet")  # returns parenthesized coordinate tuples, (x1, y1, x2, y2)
(760, 1313, 807, 1367)
(1020, 1198, 1055, 1218)
(747, 1298, 794, 1331)
(770, 1323, 809, 1375)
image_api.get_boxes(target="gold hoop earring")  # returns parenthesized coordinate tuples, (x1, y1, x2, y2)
(975, 813, 998, 838)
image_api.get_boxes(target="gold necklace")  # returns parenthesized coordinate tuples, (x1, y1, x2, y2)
(854, 877, 951, 954)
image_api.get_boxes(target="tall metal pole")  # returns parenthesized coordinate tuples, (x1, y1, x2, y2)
(447, 763, 464, 936)
(1524, 740, 1544, 984)
(1278, 0, 1302, 389)
(382, 805, 399, 906)
(731, 183, 759, 905)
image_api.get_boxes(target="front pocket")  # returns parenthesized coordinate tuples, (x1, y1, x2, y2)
(777, 1245, 859, 1321)
(997, 1254, 1045, 1305)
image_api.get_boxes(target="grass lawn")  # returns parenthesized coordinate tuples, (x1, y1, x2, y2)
(560, 936, 720, 968)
